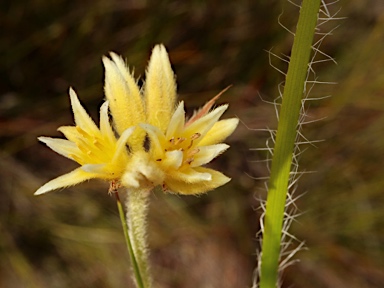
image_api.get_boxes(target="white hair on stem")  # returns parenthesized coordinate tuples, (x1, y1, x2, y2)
(251, 1, 341, 287)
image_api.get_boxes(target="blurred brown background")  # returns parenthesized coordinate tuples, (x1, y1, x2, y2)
(1, 0, 384, 287)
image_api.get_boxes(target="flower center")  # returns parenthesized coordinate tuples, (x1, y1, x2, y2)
(162, 132, 201, 167)
(72, 126, 115, 164)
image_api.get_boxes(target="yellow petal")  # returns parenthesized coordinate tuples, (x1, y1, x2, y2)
(69, 88, 99, 134)
(198, 118, 239, 146)
(165, 101, 185, 139)
(102, 54, 145, 150)
(165, 167, 231, 195)
(99, 101, 116, 145)
(166, 167, 212, 183)
(191, 143, 229, 167)
(81, 163, 122, 180)
(145, 44, 176, 131)
(111, 126, 135, 164)
(81, 163, 107, 175)
(162, 150, 183, 170)
(58, 126, 82, 143)
(38, 137, 80, 160)
(139, 123, 166, 159)
(34, 168, 97, 195)
(183, 105, 228, 142)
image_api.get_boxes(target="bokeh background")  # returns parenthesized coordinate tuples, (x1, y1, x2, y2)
(1, 0, 384, 287)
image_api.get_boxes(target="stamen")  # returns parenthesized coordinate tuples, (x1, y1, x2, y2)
(174, 137, 186, 145)
(69, 153, 83, 164)
(187, 148, 200, 157)
(191, 133, 201, 140)
(185, 158, 194, 165)
(78, 143, 89, 154)
(93, 139, 105, 150)
(187, 133, 201, 149)
(169, 137, 186, 146)
(76, 126, 90, 138)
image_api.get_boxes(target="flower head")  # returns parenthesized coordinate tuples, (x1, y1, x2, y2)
(34, 88, 134, 195)
(36, 44, 238, 196)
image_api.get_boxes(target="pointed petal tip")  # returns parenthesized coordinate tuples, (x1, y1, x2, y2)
(109, 52, 125, 65)
(102, 55, 111, 65)
(218, 103, 229, 111)
(117, 126, 136, 144)
(109, 51, 119, 58)
(153, 43, 165, 53)
(100, 100, 109, 111)
(34, 169, 97, 196)
(38, 136, 48, 143)
(68, 87, 81, 110)
(34, 181, 60, 196)
(34, 187, 50, 196)
(138, 123, 152, 130)
(69, 87, 77, 100)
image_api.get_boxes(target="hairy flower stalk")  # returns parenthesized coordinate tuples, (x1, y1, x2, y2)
(35, 44, 237, 287)
(126, 189, 152, 288)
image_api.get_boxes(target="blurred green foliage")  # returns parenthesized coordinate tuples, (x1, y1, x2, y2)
(1, 0, 384, 287)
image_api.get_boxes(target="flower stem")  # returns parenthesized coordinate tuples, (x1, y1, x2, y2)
(125, 188, 152, 288)
(115, 192, 145, 288)
(259, 1, 321, 287)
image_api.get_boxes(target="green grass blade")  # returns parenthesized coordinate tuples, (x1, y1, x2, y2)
(259, 1, 321, 287)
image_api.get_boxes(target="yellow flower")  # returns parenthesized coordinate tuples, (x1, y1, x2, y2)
(34, 88, 135, 195)
(37, 44, 238, 196)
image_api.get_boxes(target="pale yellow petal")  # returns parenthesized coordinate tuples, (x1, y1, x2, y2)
(81, 163, 107, 175)
(191, 144, 229, 167)
(183, 105, 228, 142)
(165, 101, 185, 139)
(109, 53, 146, 128)
(58, 126, 82, 142)
(69, 88, 99, 134)
(34, 168, 97, 195)
(198, 118, 239, 146)
(167, 167, 212, 183)
(99, 101, 116, 144)
(139, 123, 166, 159)
(165, 167, 230, 195)
(38, 136, 80, 160)
(162, 150, 183, 170)
(145, 44, 176, 131)
(81, 163, 121, 180)
(102, 55, 145, 150)
(111, 127, 135, 164)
